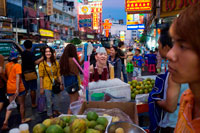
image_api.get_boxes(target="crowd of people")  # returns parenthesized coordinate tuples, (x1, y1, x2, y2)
(0, 3, 199, 132)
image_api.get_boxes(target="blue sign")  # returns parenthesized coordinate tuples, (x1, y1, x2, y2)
(127, 24, 145, 30)
(79, 23, 92, 28)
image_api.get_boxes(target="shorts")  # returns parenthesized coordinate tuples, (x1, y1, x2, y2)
(0, 88, 7, 102)
(63, 75, 79, 94)
(22, 79, 37, 91)
(7, 90, 26, 97)
(133, 67, 142, 77)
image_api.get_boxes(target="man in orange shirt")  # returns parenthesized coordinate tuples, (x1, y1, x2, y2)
(1, 50, 31, 130)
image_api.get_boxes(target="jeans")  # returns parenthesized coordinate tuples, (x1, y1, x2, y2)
(121, 64, 128, 83)
(44, 89, 61, 116)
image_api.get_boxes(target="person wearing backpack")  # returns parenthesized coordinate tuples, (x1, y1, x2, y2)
(148, 26, 188, 133)
(1, 51, 31, 130)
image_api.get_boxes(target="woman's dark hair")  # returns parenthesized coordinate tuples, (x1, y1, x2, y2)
(110, 46, 119, 58)
(60, 44, 79, 75)
(43, 46, 56, 65)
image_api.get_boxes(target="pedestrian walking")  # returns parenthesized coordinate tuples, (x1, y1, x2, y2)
(21, 40, 43, 108)
(59, 44, 81, 114)
(118, 41, 128, 83)
(167, 4, 200, 132)
(1, 50, 31, 130)
(39, 47, 63, 118)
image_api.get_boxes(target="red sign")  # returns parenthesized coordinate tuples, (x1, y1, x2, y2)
(125, 0, 152, 13)
(103, 19, 112, 37)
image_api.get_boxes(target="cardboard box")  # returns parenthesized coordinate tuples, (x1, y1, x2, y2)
(78, 101, 138, 125)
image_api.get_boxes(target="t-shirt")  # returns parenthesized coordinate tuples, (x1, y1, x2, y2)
(118, 49, 125, 64)
(132, 55, 144, 68)
(21, 50, 36, 75)
(0, 54, 5, 88)
(175, 89, 200, 132)
(5, 62, 25, 94)
(147, 54, 157, 64)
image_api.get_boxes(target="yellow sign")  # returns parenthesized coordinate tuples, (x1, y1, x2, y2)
(125, 0, 152, 13)
(47, 0, 53, 15)
(93, 13, 98, 30)
(0, 0, 6, 16)
(39, 29, 54, 37)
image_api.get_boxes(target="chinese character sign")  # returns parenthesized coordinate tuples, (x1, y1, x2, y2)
(47, 0, 53, 15)
(125, 0, 152, 13)
(103, 19, 112, 37)
(93, 13, 98, 30)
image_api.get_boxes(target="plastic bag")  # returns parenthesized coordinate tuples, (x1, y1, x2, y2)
(136, 94, 149, 104)
(37, 95, 46, 112)
(83, 108, 133, 123)
(7, 100, 17, 110)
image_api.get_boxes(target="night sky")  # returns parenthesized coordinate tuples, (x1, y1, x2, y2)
(102, 0, 126, 22)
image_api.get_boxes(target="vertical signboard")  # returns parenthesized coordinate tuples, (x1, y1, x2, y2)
(79, 5, 91, 15)
(47, 0, 53, 16)
(0, 0, 6, 16)
(93, 13, 98, 30)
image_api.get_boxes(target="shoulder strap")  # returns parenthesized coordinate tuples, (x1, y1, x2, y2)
(8, 63, 15, 79)
(43, 61, 53, 84)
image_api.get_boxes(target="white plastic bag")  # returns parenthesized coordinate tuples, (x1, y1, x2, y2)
(7, 100, 17, 110)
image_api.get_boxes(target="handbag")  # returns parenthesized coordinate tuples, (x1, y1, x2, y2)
(37, 95, 46, 112)
(23, 70, 37, 81)
(43, 62, 61, 94)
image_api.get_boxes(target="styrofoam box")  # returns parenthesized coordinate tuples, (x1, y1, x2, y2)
(59, 114, 112, 133)
(88, 79, 131, 101)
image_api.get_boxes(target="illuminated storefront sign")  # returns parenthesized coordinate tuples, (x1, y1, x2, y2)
(47, 0, 53, 15)
(93, 13, 98, 30)
(127, 24, 145, 30)
(160, 0, 200, 17)
(103, 19, 112, 37)
(39, 29, 54, 37)
(79, 5, 91, 15)
(120, 31, 125, 41)
(125, 0, 152, 13)
(89, 2, 102, 13)
(88, 0, 103, 2)
(127, 14, 144, 25)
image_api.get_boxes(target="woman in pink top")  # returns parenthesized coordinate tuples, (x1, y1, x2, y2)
(167, 4, 200, 132)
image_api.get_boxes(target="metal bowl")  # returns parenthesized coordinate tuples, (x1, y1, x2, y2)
(107, 121, 146, 133)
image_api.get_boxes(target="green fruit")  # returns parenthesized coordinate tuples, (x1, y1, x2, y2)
(94, 124, 105, 132)
(87, 111, 99, 121)
(147, 81, 151, 85)
(88, 120, 97, 128)
(69, 116, 78, 124)
(60, 116, 71, 123)
(64, 126, 70, 133)
(145, 85, 149, 89)
(149, 88, 152, 92)
(132, 80, 137, 83)
(128, 81, 132, 85)
(149, 84, 153, 89)
(141, 84, 145, 89)
(131, 93, 136, 99)
(147, 78, 151, 81)
(46, 125, 64, 133)
(144, 89, 148, 94)
(135, 90, 139, 95)
(96, 117, 108, 127)
(51, 118, 66, 128)
(42, 119, 51, 128)
(70, 119, 87, 133)
(132, 83, 136, 88)
(137, 82, 141, 86)
(139, 89, 144, 94)
(86, 129, 101, 133)
(33, 123, 46, 133)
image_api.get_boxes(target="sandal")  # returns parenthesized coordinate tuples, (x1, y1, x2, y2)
(32, 104, 37, 109)
(1, 123, 9, 130)
(53, 111, 61, 116)
(21, 118, 32, 123)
